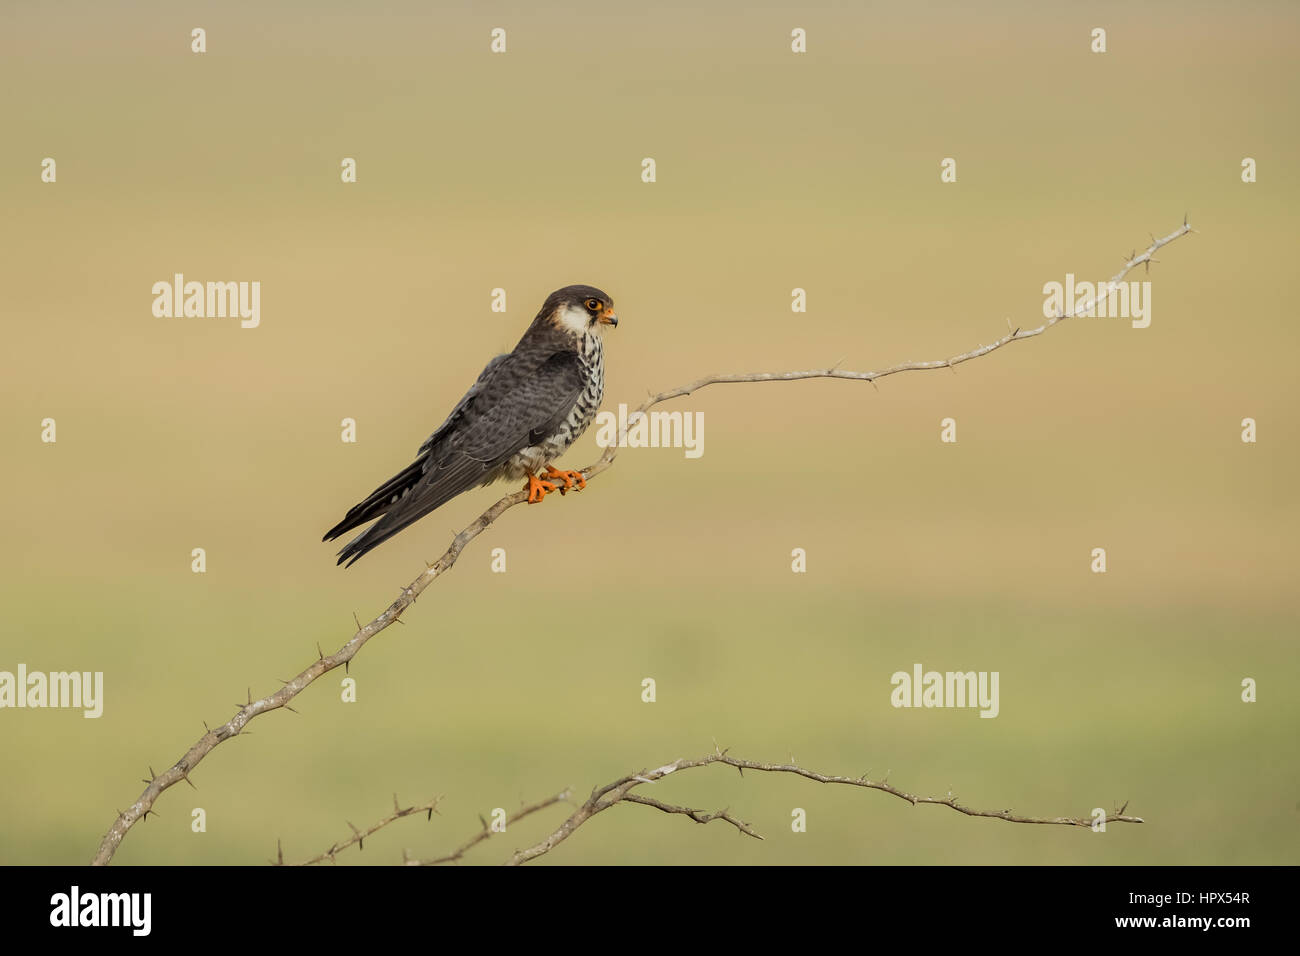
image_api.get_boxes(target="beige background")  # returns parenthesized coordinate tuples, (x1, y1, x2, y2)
(1, 0, 1297, 864)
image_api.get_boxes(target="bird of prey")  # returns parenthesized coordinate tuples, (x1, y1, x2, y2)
(323, 285, 618, 567)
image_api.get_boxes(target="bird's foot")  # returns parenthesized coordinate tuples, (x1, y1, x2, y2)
(524, 473, 558, 504)
(543, 465, 587, 496)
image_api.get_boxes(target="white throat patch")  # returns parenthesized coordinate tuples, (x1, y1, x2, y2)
(554, 303, 595, 336)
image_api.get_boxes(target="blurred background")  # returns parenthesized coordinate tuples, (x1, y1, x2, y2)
(1, 0, 1296, 865)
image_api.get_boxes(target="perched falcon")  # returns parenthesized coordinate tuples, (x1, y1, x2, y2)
(323, 285, 617, 567)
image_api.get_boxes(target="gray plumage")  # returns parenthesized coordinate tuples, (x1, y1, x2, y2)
(324, 284, 616, 566)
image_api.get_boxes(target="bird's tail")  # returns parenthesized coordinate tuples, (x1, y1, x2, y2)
(331, 522, 398, 568)
(323, 458, 426, 564)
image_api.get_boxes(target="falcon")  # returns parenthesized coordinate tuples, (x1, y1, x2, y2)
(323, 285, 617, 567)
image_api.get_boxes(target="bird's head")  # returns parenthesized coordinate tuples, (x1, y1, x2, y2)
(541, 284, 618, 337)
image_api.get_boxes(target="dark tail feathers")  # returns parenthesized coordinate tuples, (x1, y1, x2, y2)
(323, 458, 426, 566)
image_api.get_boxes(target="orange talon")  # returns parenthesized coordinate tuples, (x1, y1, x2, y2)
(524, 473, 557, 503)
(544, 465, 586, 495)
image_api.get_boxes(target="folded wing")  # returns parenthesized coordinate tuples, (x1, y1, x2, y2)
(323, 349, 587, 566)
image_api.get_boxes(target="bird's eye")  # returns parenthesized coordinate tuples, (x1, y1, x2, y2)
(584, 298, 601, 312)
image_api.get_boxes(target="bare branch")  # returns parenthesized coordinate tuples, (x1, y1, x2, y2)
(580, 221, 1193, 490)
(502, 751, 1145, 866)
(280, 794, 443, 866)
(90, 222, 1189, 866)
(412, 791, 571, 866)
(621, 793, 764, 840)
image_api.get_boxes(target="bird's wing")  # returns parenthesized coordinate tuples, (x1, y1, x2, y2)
(438, 349, 588, 461)
(327, 349, 588, 566)
(416, 353, 511, 457)
(322, 353, 510, 543)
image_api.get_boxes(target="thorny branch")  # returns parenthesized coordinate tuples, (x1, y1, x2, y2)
(285, 748, 1144, 866)
(503, 749, 1145, 866)
(275, 793, 444, 866)
(277, 790, 570, 866)
(91, 222, 1191, 865)
(410, 790, 571, 866)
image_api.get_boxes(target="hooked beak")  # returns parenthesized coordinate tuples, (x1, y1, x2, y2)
(599, 306, 619, 327)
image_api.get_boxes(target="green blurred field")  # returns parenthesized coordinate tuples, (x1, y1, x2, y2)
(1, 0, 1297, 865)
